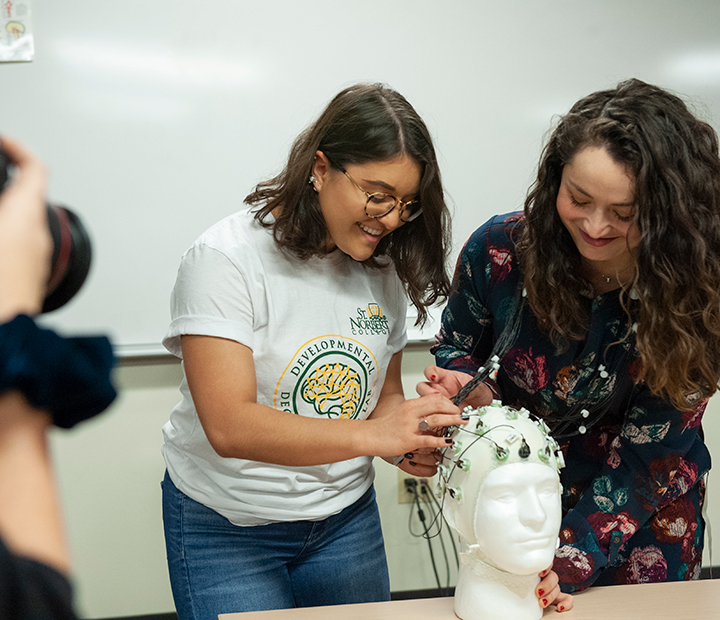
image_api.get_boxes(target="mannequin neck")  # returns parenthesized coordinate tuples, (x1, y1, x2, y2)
(454, 545, 542, 620)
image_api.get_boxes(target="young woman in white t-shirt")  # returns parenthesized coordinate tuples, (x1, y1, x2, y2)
(161, 83, 466, 618)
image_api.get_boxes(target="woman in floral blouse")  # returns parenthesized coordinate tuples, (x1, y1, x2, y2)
(423, 79, 720, 611)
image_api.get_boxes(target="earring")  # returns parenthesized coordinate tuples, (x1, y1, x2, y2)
(309, 175, 318, 192)
(309, 175, 315, 183)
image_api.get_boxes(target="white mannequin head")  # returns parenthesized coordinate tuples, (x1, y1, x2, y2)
(438, 402, 564, 620)
(474, 462, 562, 574)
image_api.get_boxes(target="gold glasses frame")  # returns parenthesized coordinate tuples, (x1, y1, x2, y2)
(341, 168, 423, 223)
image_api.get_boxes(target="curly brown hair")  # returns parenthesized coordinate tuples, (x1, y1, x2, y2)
(516, 78, 720, 409)
(246, 83, 451, 325)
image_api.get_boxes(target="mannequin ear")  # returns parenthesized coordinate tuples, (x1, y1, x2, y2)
(312, 150, 331, 190)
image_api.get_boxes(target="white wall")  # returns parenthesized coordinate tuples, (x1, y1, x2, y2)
(5, 0, 719, 353)
(49, 347, 720, 619)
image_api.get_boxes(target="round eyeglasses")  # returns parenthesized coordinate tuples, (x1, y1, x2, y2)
(341, 169, 423, 223)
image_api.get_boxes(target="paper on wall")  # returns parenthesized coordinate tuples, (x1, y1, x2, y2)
(1, 0, 34, 62)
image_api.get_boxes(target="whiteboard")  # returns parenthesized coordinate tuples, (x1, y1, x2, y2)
(2, 0, 719, 355)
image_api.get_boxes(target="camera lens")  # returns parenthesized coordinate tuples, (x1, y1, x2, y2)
(43, 205, 92, 313)
(0, 145, 93, 313)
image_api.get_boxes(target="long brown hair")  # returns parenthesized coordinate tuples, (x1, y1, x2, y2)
(516, 78, 720, 409)
(246, 83, 451, 325)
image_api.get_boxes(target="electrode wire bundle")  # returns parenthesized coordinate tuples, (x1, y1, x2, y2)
(406, 478, 457, 595)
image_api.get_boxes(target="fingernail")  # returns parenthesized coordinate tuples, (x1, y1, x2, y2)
(542, 599, 548, 607)
(559, 606, 565, 612)
(445, 438, 453, 444)
(431, 374, 437, 381)
(409, 461, 417, 467)
(537, 589, 544, 597)
(404, 453, 414, 459)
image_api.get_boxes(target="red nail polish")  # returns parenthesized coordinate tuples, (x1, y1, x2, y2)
(542, 599, 548, 607)
(538, 589, 544, 597)
(559, 606, 565, 612)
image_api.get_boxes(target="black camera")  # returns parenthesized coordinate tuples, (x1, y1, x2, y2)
(0, 145, 92, 313)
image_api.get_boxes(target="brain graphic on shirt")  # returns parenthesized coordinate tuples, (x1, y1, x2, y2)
(301, 362, 361, 419)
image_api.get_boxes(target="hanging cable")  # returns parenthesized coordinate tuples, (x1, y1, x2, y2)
(424, 480, 459, 571)
(420, 480, 454, 595)
(407, 480, 442, 590)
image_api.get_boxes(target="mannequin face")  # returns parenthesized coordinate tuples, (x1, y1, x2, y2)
(473, 462, 561, 575)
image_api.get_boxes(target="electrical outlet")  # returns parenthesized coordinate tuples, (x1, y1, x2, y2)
(397, 469, 434, 504)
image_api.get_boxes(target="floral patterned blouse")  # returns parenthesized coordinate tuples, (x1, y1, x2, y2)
(433, 213, 711, 592)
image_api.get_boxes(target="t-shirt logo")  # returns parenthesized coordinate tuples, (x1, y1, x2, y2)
(276, 336, 378, 419)
(301, 361, 361, 418)
(349, 302, 390, 336)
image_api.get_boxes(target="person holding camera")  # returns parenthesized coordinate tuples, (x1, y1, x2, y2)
(0, 136, 116, 618)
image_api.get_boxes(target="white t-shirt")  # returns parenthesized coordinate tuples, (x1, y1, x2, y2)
(162, 208, 408, 526)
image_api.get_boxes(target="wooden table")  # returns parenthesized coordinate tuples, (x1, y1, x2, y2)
(219, 579, 720, 620)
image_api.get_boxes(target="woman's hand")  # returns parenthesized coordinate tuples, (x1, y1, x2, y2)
(393, 448, 443, 477)
(417, 366, 494, 409)
(536, 567, 573, 613)
(0, 136, 51, 322)
(367, 390, 465, 459)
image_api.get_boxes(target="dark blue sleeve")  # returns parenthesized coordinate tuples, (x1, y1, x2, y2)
(432, 226, 493, 375)
(433, 213, 522, 386)
(0, 314, 117, 428)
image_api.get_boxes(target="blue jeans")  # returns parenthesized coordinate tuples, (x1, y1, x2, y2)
(161, 472, 390, 620)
